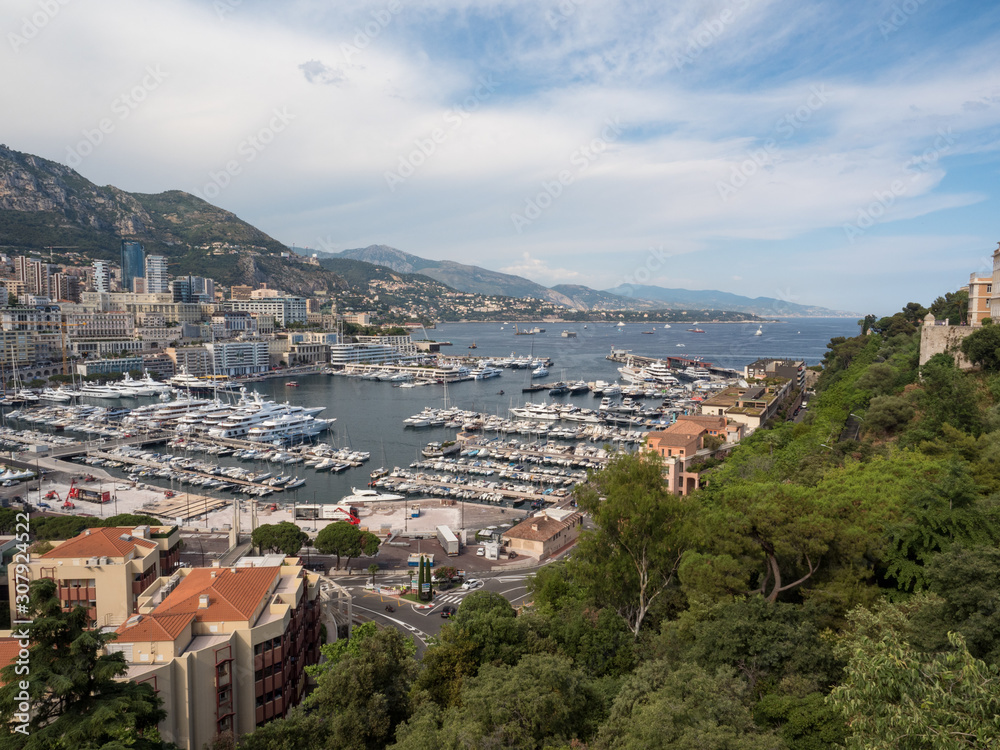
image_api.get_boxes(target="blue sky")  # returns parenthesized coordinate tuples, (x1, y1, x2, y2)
(3, 0, 1000, 314)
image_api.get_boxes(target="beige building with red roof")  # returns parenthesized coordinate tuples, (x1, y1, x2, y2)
(645, 414, 742, 495)
(109, 560, 325, 749)
(501, 508, 583, 559)
(8, 525, 181, 629)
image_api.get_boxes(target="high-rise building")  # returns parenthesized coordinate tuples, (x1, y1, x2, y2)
(14, 256, 52, 297)
(171, 275, 215, 303)
(144, 255, 169, 294)
(93, 261, 111, 293)
(120, 240, 145, 292)
(51, 272, 81, 302)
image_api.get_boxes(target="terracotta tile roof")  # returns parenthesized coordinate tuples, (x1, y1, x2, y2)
(0, 638, 22, 686)
(155, 567, 279, 623)
(676, 415, 726, 428)
(41, 527, 157, 560)
(504, 511, 581, 543)
(114, 612, 194, 643)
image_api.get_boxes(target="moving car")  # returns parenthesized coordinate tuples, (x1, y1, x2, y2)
(462, 578, 484, 590)
(440, 606, 457, 618)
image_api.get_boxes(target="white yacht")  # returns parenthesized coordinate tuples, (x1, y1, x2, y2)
(754, 326, 763, 336)
(40, 388, 73, 403)
(207, 394, 325, 439)
(341, 487, 404, 504)
(246, 414, 332, 443)
(531, 366, 549, 379)
(471, 365, 503, 380)
(78, 383, 122, 399)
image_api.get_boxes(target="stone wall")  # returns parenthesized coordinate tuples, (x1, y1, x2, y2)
(918, 324, 975, 370)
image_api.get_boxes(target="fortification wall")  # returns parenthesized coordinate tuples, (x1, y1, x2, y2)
(918, 324, 975, 370)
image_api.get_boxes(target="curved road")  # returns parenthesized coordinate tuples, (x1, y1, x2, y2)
(341, 566, 543, 654)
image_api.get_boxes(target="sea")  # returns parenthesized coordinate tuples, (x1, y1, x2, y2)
(22, 318, 860, 506)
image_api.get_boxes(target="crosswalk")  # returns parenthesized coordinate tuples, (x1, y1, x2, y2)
(434, 592, 470, 605)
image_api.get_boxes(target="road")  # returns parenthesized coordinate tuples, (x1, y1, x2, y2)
(340, 568, 539, 654)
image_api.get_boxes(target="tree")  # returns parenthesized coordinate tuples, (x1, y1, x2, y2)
(395, 654, 603, 750)
(433, 565, 457, 582)
(368, 563, 379, 586)
(829, 597, 1000, 750)
(961, 323, 1000, 371)
(304, 622, 418, 750)
(573, 450, 695, 637)
(592, 661, 785, 750)
(314, 521, 380, 570)
(883, 459, 998, 592)
(251, 521, 309, 556)
(0, 579, 167, 750)
(864, 394, 914, 435)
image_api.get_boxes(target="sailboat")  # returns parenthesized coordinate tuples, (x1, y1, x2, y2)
(754, 326, 763, 336)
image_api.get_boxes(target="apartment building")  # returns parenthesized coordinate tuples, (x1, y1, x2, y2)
(144, 256, 170, 294)
(75, 356, 145, 377)
(67, 311, 135, 339)
(121, 241, 145, 292)
(205, 341, 270, 376)
(9, 525, 181, 630)
(700, 380, 793, 434)
(744, 359, 806, 390)
(114, 563, 324, 749)
(222, 298, 307, 327)
(968, 273, 992, 325)
(645, 414, 742, 495)
(93, 260, 112, 293)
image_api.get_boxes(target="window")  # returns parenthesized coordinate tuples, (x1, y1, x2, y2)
(255, 669, 263, 681)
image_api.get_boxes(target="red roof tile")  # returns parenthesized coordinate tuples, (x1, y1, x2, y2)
(0, 638, 22, 686)
(156, 567, 279, 624)
(114, 612, 194, 643)
(41, 527, 157, 560)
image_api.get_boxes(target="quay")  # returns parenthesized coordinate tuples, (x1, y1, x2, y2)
(605, 350, 739, 378)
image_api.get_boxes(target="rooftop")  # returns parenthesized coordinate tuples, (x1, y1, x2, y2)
(155, 566, 279, 624)
(42, 527, 157, 560)
(503, 510, 582, 543)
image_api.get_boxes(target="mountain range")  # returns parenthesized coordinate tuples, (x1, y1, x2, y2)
(328, 245, 855, 317)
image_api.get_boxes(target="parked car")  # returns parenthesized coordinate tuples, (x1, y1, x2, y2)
(476, 547, 485, 556)
(440, 605, 457, 618)
(462, 579, 484, 590)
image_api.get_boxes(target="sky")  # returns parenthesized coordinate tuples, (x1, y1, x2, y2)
(3, 0, 1000, 315)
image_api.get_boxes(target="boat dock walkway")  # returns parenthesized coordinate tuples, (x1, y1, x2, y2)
(86, 450, 286, 493)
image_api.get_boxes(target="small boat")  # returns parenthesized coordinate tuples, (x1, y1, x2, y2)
(676, 343, 686, 347)
(468, 341, 477, 349)
(640, 330, 655, 335)
(663, 324, 671, 329)
(687, 328, 706, 333)
(285, 381, 299, 387)
(754, 326, 763, 336)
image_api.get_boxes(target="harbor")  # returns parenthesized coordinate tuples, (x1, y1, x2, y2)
(0, 319, 859, 536)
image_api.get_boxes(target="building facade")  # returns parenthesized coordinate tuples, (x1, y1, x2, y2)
(223, 298, 307, 327)
(968, 273, 992, 325)
(113, 563, 325, 749)
(205, 341, 270, 376)
(144, 255, 170, 294)
(121, 241, 145, 293)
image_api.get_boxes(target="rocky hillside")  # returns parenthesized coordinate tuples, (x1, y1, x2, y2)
(0, 144, 346, 294)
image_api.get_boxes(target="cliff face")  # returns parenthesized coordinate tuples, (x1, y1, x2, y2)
(0, 144, 347, 294)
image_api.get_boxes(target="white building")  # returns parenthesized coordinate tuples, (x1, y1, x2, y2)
(223, 298, 308, 327)
(144, 255, 169, 294)
(205, 340, 270, 376)
(93, 261, 111, 293)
